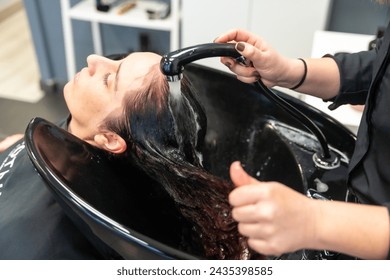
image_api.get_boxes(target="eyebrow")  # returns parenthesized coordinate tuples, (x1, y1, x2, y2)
(114, 61, 123, 92)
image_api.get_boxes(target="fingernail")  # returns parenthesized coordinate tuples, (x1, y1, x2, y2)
(225, 62, 232, 68)
(236, 42, 245, 52)
(213, 36, 220, 43)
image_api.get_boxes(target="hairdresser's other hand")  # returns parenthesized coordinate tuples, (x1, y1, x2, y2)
(214, 29, 303, 88)
(229, 161, 317, 257)
(0, 134, 23, 153)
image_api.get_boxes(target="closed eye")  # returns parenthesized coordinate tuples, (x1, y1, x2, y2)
(103, 73, 110, 86)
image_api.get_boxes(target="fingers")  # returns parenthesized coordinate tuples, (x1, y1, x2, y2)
(236, 214, 284, 257)
(229, 184, 260, 204)
(219, 42, 262, 84)
(234, 42, 262, 68)
(229, 161, 258, 187)
(236, 74, 260, 84)
(215, 29, 264, 63)
(232, 203, 260, 223)
(214, 28, 257, 44)
(229, 183, 266, 207)
(247, 238, 282, 257)
(232, 195, 275, 223)
(238, 222, 262, 237)
(215, 29, 277, 87)
(222, 61, 260, 81)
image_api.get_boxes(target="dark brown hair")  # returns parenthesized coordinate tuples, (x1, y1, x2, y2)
(102, 63, 260, 259)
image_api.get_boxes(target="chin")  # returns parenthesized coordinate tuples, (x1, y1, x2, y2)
(63, 83, 72, 111)
(63, 80, 71, 93)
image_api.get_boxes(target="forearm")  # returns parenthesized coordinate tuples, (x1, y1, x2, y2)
(0, 134, 24, 153)
(282, 57, 340, 101)
(311, 200, 390, 259)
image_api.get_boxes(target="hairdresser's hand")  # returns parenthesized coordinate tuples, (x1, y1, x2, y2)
(229, 161, 318, 257)
(0, 134, 23, 153)
(214, 29, 303, 88)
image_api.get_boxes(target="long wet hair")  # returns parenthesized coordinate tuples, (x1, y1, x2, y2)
(102, 63, 259, 260)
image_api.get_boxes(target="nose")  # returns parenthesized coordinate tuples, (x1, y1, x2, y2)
(86, 54, 112, 76)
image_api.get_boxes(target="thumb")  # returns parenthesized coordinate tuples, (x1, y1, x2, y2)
(230, 161, 259, 187)
(235, 42, 257, 61)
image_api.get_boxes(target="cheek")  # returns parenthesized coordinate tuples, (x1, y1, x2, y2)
(68, 81, 98, 105)
(65, 78, 119, 121)
(85, 100, 108, 116)
(64, 82, 100, 115)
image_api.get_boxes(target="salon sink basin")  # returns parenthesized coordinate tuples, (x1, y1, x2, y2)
(25, 63, 356, 260)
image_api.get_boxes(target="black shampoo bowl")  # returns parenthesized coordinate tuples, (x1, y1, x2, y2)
(25, 63, 356, 259)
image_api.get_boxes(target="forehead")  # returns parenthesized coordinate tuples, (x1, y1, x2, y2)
(119, 52, 162, 82)
(118, 52, 163, 91)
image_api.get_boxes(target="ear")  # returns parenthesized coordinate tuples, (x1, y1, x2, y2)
(93, 132, 127, 154)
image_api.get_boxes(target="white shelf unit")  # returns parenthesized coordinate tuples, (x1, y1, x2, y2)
(61, 0, 180, 80)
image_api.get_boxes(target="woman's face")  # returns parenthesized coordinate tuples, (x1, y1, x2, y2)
(63, 52, 162, 140)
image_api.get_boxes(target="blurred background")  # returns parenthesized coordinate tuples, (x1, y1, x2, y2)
(1, 0, 389, 138)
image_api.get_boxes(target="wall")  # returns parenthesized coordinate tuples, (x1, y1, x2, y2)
(181, 0, 252, 72)
(24, 0, 390, 90)
(328, 0, 390, 35)
(181, 0, 331, 74)
(250, 0, 330, 59)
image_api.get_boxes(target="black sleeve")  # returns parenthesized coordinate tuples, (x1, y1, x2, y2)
(324, 49, 377, 110)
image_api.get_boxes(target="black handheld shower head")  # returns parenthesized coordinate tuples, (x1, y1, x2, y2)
(160, 43, 242, 82)
(160, 43, 337, 167)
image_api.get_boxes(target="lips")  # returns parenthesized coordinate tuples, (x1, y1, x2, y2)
(74, 67, 88, 83)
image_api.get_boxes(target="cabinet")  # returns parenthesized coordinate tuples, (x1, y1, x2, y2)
(61, 0, 180, 79)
